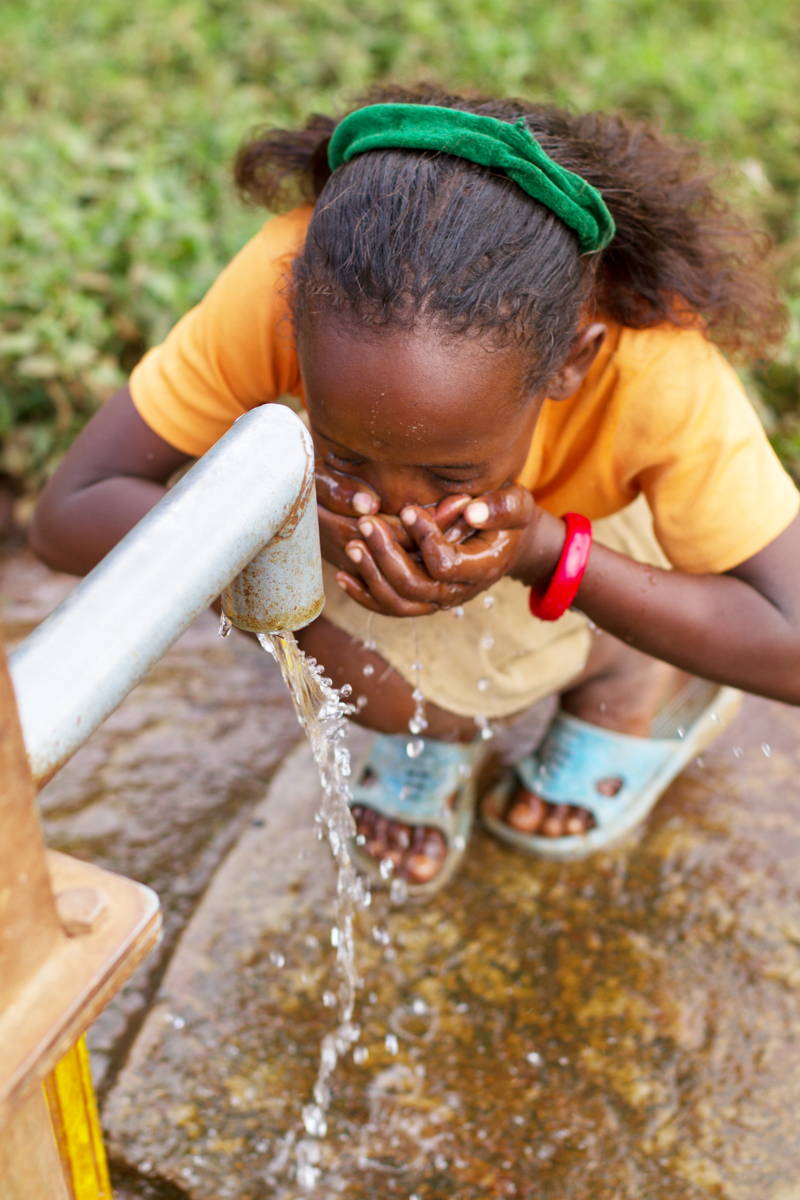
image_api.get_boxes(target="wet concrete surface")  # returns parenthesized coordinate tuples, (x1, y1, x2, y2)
(3, 544, 800, 1198)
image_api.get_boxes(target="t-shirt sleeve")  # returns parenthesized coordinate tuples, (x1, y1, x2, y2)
(614, 331, 800, 573)
(129, 207, 312, 457)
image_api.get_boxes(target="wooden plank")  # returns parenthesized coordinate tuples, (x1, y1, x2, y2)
(0, 1083, 72, 1200)
(0, 851, 161, 1125)
(0, 645, 62, 1000)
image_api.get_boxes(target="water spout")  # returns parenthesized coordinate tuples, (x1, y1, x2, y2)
(9, 405, 323, 785)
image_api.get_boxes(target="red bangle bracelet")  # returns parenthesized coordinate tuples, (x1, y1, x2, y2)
(529, 513, 593, 621)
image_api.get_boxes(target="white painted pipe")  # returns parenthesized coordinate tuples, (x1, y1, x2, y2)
(10, 405, 323, 785)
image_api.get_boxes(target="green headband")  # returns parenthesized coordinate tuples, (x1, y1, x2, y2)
(327, 103, 615, 254)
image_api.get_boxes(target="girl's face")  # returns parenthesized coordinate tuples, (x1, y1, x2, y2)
(299, 318, 543, 512)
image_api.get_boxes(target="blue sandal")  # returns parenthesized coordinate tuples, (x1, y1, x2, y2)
(349, 733, 483, 900)
(482, 680, 742, 861)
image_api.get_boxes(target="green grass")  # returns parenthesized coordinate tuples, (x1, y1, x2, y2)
(2, 0, 799, 490)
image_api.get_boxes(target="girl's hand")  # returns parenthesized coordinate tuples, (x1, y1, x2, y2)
(316, 464, 475, 573)
(315, 463, 381, 573)
(337, 485, 545, 616)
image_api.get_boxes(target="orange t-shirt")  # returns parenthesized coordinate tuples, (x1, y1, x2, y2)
(130, 206, 799, 575)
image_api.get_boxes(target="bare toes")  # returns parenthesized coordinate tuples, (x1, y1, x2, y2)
(564, 806, 593, 835)
(404, 827, 446, 884)
(541, 803, 571, 837)
(505, 788, 547, 833)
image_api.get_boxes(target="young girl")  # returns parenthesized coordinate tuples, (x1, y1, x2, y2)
(31, 86, 800, 900)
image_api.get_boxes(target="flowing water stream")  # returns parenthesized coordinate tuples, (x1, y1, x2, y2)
(257, 630, 372, 1190)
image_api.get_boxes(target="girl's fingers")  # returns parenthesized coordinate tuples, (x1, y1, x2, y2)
(357, 516, 475, 601)
(398, 506, 515, 583)
(315, 467, 379, 517)
(317, 505, 362, 572)
(462, 485, 535, 532)
(334, 570, 395, 614)
(343, 538, 441, 616)
(434, 494, 471, 528)
(350, 521, 460, 606)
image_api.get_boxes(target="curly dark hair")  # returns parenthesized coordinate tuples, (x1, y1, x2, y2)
(234, 84, 785, 391)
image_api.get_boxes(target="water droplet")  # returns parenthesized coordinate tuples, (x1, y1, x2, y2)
(761, 742, 772, 757)
(477, 676, 491, 693)
(732, 745, 744, 759)
(379, 856, 395, 879)
(269, 950, 285, 968)
(474, 714, 494, 741)
(302, 1103, 327, 1138)
(482, 594, 495, 608)
(411, 997, 427, 1014)
(408, 715, 428, 735)
(330, 926, 340, 947)
(389, 877, 409, 905)
(406, 737, 425, 758)
(385, 1033, 399, 1054)
(676, 726, 685, 739)
(218, 612, 232, 638)
(434, 1154, 448, 1170)
(480, 633, 495, 651)
(353, 1046, 369, 1064)
(340, 683, 352, 697)
(526, 1050, 542, 1065)
(322, 990, 337, 1008)
(362, 663, 375, 677)
(451, 606, 465, 619)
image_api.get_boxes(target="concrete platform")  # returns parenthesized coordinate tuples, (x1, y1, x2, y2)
(104, 699, 800, 1200)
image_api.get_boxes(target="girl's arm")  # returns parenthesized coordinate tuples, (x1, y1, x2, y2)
(546, 510, 800, 705)
(30, 387, 192, 576)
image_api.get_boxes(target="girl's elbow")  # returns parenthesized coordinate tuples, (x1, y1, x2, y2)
(28, 500, 64, 571)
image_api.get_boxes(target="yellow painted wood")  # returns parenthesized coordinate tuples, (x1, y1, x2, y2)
(43, 1036, 113, 1200)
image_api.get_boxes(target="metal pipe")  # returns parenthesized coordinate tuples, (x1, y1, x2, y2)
(9, 405, 324, 785)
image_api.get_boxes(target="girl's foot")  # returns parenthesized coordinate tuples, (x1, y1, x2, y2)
(504, 640, 688, 838)
(349, 733, 481, 897)
(297, 617, 479, 889)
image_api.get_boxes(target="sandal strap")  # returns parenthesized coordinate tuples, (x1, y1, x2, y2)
(515, 713, 680, 826)
(352, 733, 478, 831)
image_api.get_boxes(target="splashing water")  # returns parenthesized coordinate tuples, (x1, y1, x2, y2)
(258, 629, 370, 1191)
(408, 637, 429, 753)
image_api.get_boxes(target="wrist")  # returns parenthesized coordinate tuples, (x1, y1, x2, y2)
(508, 509, 570, 589)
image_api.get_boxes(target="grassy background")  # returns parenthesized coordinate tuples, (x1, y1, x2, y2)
(2, 0, 799, 495)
